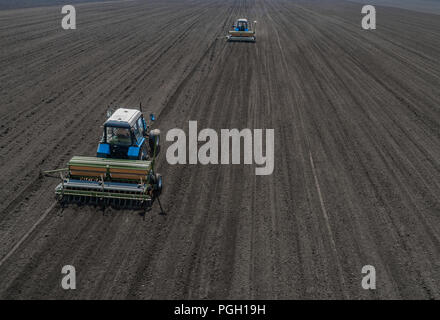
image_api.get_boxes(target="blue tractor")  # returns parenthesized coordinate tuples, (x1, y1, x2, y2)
(227, 18, 257, 42)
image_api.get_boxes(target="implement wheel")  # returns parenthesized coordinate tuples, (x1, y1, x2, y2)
(152, 173, 162, 197)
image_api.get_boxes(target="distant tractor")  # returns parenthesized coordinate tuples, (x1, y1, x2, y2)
(227, 18, 257, 42)
(45, 107, 163, 211)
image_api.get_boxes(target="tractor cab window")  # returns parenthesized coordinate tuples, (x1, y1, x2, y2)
(106, 127, 132, 146)
(133, 122, 142, 141)
(137, 117, 145, 136)
(237, 21, 248, 31)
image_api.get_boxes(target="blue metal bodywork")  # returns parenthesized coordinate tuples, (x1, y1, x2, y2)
(128, 146, 140, 159)
(97, 136, 146, 159)
(136, 137, 146, 147)
(127, 135, 146, 159)
(128, 137, 146, 159)
(97, 143, 110, 158)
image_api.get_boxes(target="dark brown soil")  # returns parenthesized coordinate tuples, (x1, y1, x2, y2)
(0, 0, 439, 299)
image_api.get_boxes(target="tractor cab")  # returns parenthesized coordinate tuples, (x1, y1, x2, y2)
(97, 108, 160, 160)
(235, 19, 249, 31)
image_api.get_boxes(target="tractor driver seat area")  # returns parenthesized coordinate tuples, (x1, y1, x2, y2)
(236, 21, 248, 31)
(107, 127, 132, 146)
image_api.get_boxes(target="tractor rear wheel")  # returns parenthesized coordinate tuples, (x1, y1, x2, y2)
(149, 129, 161, 157)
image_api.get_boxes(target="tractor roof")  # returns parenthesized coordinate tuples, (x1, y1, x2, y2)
(105, 108, 141, 128)
(237, 18, 248, 22)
